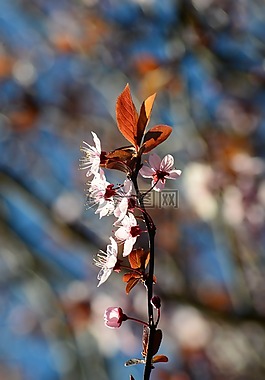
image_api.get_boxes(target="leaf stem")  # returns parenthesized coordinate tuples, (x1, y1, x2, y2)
(140, 180, 159, 199)
(127, 316, 149, 327)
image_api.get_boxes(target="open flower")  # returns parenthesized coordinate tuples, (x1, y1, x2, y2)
(89, 169, 116, 218)
(115, 213, 142, 257)
(94, 237, 120, 287)
(140, 153, 181, 191)
(80, 132, 107, 177)
(104, 307, 127, 328)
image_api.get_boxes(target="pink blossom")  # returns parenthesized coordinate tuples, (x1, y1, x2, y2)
(114, 179, 135, 225)
(89, 169, 116, 218)
(104, 307, 126, 328)
(93, 237, 120, 287)
(115, 213, 142, 257)
(80, 132, 107, 177)
(140, 153, 181, 191)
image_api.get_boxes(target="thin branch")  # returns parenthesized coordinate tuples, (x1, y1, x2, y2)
(131, 157, 156, 380)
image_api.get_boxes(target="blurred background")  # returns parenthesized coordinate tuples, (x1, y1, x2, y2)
(1, 0, 265, 379)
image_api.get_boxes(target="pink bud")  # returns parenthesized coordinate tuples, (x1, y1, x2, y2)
(104, 307, 127, 329)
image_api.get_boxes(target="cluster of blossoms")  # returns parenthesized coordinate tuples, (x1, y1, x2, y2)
(80, 85, 181, 379)
(81, 131, 181, 282)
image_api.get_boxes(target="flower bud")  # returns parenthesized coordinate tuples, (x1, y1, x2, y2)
(104, 306, 127, 328)
(151, 296, 161, 309)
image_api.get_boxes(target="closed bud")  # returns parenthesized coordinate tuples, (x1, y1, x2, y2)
(151, 295, 161, 309)
(104, 307, 128, 328)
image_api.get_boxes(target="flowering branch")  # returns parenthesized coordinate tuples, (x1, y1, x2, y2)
(80, 84, 181, 379)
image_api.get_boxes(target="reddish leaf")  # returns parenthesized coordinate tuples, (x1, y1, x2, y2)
(138, 250, 150, 269)
(144, 252, 150, 269)
(142, 125, 172, 153)
(126, 277, 140, 294)
(123, 272, 141, 282)
(152, 355, 168, 363)
(129, 249, 150, 269)
(137, 93, 156, 147)
(142, 328, 163, 358)
(106, 147, 135, 161)
(116, 84, 138, 148)
(104, 160, 131, 174)
(152, 329, 162, 356)
(128, 249, 141, 269)
(104, 146, 137, 173)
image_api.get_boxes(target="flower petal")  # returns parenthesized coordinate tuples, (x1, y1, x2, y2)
(160, 154, 174, 172)
(123, 237, 136, 257)
(149, 153, 161, 170)
(107, 237, 118, 255)
(115, 226, 129, 241)
(165, 169, 182, 179)
(140, 165, 155, 178)
(97, 268, 111, 286)
(90, 157, 101, 175)
(120, 214, 131, 228)
(107, 255, 118, 268)
(91, 131, 101, 153)
(96, 200, 115, 218)
(114, 198, 128, 225)
(99, 168, 107, 182)
(153, 180, 165, 192)
(128, 212, 137, 226)
(123, 179, 133, 194)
